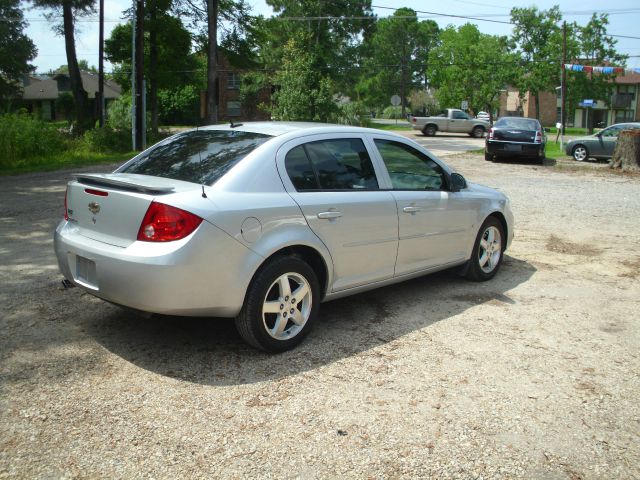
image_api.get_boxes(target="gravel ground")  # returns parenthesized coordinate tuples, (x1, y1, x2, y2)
(1, 154, 639, 479)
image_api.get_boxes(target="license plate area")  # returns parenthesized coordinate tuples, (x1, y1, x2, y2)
(75, 255, 98, 289)
(504, 144, 522, 151)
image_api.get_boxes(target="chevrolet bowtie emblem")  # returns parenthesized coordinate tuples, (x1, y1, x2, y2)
(88, 202, 101, 214)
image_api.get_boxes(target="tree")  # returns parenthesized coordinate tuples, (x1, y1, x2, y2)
(510, 5, 563, 120)
(0, 0, 37, 102)
(32, 0, 96, 132)
(565, 14, 627, 133)
(430, 24, 517, 118)
(357, 8, 437, 115)
(269, 34, 337, 122)
(52, 59, 97, 74)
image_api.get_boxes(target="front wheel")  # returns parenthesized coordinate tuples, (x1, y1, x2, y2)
(235, 256, 320, 352)
(472, 126, 485, 138)
(572, 144, 588, 162)
(466, 217, 504, 281)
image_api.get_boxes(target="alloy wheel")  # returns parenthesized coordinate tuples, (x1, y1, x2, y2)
(262, 272, 312, 341)
(478, 226, 502, 274)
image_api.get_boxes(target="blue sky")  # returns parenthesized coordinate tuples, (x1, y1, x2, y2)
(23, 0, 640, 73)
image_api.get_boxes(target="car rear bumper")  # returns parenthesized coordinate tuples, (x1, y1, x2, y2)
(54, 220, 262, 317)
(486, 141, 544, 158)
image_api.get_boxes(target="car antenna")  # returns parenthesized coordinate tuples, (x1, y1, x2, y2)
(195, 124, 208, 198)
(230, 120, 243, 128)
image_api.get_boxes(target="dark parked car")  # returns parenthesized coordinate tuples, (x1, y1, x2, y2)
(565, 122, 640, 161)
(485, 117, 546, 163)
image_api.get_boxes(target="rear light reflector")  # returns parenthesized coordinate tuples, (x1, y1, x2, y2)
(64, 186, 69, 220)
(488, 128, 494, 140)
(85, 188, 108, 197)
(535, 130, 542, 143)
(137, 201, 203, 242)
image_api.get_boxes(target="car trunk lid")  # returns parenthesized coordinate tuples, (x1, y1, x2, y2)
(66, 174, 191, 248)
(493, 128, 536, 142)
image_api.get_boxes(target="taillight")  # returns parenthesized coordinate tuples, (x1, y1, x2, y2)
(137, 202, 203, 242)
(534, 130, 542, 143)
(488, 128, 494, 140)
(64, 187, 69, 220)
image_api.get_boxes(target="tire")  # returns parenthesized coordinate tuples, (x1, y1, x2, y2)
(465, 216, 505, 282)
(572, 144, 588, 162)
(235, 256, 320, 352)
(484, 151, 494, 161)
(423, 125, 437, 136)
(472, 126, 485, 138)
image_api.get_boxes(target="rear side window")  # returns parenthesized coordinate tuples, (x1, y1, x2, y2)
(284, 138, 379, 191)
(119, 130, 272, 185)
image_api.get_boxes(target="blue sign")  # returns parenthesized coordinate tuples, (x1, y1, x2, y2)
(580, 99, 595, 107)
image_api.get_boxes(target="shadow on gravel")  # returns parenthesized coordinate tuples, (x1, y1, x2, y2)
(86, 255, 536, 386)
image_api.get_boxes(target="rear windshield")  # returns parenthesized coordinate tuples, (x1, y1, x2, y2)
(118, 130, 272, 185)
(494, 117, 540, 130)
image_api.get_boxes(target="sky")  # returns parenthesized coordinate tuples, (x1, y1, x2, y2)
(22, 0, 640, 74)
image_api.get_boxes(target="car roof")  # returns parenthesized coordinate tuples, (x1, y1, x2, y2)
(196, 121, 384, 137)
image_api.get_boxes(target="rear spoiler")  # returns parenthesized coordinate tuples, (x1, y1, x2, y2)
(73, 173, 175, 194)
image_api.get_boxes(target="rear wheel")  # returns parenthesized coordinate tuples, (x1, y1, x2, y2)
(484, 151, 494, 161)
(235, 256, 320, 352)
(472, 126, 485, 138)
(423, 125, 437, 136)
(466, 216, 504, 282)
(572, 144, 588, 162)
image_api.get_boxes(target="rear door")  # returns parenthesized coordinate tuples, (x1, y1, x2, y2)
(277, 135, 399, 292)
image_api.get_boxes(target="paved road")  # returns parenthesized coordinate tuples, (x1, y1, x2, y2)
(396, 130, 485, 157)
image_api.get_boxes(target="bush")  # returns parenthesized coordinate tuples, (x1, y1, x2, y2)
(0, 112, 67, 168)
(83, 126, 133, 153)
(382, 106, 403, 119)
(157, 85, 199, 126)
(336, 101, 371, 127)
(106, 95, 132, 131)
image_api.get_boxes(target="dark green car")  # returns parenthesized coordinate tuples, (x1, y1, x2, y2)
(565, 122, 640, 161)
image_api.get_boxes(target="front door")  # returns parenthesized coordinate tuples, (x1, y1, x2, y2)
(372, 138, 472, 276)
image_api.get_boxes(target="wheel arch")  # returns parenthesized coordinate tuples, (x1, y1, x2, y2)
(423, 123, 438, 134)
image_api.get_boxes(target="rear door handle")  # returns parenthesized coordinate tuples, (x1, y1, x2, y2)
(317, 211, 343, 220)
(403, 206, 422, 213)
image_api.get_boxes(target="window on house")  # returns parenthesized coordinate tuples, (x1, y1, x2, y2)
(614, 110, 634, 124)
(227, 101, 241, 117)
(227, 73, 241, 90)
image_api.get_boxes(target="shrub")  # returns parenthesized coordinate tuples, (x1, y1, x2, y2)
(106, 95, 132, 131)
(381, 106, 403, 119)
(83, 126, 132, 153)
(336, 101, 371, 127)
(157, 85, 199, 126)
(0, 112, 67, 168)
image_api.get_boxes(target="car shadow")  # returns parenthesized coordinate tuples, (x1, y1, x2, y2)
(86, 255, 536, 386)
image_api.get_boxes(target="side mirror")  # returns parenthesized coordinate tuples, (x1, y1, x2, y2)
(450, 172, 467, 192)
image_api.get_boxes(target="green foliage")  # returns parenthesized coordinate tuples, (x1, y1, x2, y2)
(106, 95, 131, 130)
(381, 106, 403, 119)
(157, 85, 200, 125)
(0, 0, 37, 99)
(408, 90, 439, 116)
(269, 35, 338, 122)
(239, 72, 270, 119)
(0, 113, 67, 168)
(83, 126, 132, 153)
(356, 9, 439, 113)
(430, 24, 517, 116)
(336, 101, 371, 126)
(55, 92, 75, 122)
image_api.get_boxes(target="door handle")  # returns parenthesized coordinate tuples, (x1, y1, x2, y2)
(317, 211, 343, 219)
(403, 206, 422, 213)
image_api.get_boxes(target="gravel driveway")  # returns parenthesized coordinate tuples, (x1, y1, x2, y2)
(1, 155, 639, 479)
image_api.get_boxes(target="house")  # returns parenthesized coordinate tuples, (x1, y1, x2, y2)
(498, 70, 640, 128)
(200, 53, 271, 122)
(570, 71, 640, 128)
(20, 71, 122, 121)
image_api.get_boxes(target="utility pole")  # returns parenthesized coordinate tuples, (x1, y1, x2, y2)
(561, 21, 567, 137)
(135, 0, 145, 150)
(131, 0, 136, 150)
(98, 0, 104, 127)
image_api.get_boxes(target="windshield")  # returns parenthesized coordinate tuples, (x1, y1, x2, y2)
(495, 118, 540, 130)
(119, 130, 272, 185)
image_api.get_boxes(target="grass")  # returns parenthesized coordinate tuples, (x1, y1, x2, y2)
(0, 150, 136, 176)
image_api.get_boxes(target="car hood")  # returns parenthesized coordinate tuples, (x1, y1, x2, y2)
(566, 135, 597, 146)
(466, 181, 507, 200)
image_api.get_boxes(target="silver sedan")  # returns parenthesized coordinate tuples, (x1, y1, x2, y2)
(55, 123, 514, 352)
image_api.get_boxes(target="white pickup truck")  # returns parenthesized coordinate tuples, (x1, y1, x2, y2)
(410, 109, 489, 138)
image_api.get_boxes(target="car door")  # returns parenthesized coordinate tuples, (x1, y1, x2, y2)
(370, 137, 474, 276)
(450, 110, 470, 133)
(277, 135, 399, 292)
(599, 125, 623, 157)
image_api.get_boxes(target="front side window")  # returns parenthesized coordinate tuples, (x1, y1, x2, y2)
(375, 139, 446, 191)
(601, 125, 623, 137)
(119, 130, 272, 185)
(452, 111, 469, 120)
(284, 138, 379, 191)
